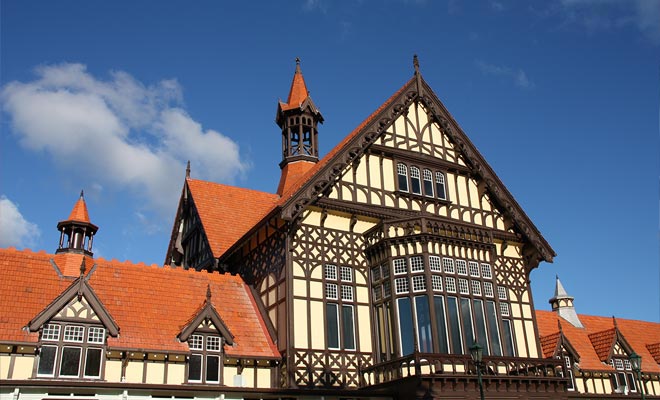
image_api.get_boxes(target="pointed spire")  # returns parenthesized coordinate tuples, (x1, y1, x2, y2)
(286, 57, 310, 107)
(554, 275, 570, 298)
(206, 284, 212, 302)
(67, 190, 91, 223)
(186, 160, 191, 178)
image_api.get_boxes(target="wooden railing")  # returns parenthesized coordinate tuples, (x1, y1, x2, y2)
(361, 353, 565, 386)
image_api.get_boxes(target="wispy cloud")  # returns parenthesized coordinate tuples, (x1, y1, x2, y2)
(0, 196, 40, 249)
(1, 63, 250, 216)
(490, 1, 504, 12)
(476, 60, 535, 89)
(557, 0, 660, 44)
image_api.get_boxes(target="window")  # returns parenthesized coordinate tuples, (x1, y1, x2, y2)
(37, 323, 105, 379)
(397, 163, 409, 192)
(435, 172, 447, 200)
(410, 167, 422, 194)
(394, 258, 407, 275)
(325, 264, 356, 351)
(410, 256, 424, 272)
(562, 355, 575, 391)
(395, 162, 448, 200)
(611, 356, 637, 393)
(188, 334, 221, 383)
(429, 256, 442, 272)
(456, 259, 468, 276)
(469, 261, 480, 277)
(423, 169, 434, 197)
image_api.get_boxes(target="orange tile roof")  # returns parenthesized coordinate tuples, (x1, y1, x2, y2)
(540, 331, 560, 358)
(536, 311, 660, 373)
(647, 342, 660, 364)
(186, 179, 279, 259)
(0, 248, 279, 358)
(276, 160, 316, 196)
(66, 193, 91, 223)
(588, 328, 616, 362)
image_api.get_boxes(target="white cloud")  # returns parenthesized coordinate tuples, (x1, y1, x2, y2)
(476, 60, 535, 89)
(1, 63, 250, 215)
(0, 196, 40, 248)
(558, 0, 660, 44)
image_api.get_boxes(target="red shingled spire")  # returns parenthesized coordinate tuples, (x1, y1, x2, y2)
(67, 190, 91, 223)
(284, 57, 309, 109)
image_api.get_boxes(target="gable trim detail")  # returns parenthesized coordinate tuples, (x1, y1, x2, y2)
(27, 269, 119, 336)
(280, 74, 554, 262)
(178, 296, 234, 345)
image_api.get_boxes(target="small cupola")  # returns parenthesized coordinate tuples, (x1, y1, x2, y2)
(275, 58, 324, 195)
(56, 191, 98, 257)
(549, 276, 583, 328)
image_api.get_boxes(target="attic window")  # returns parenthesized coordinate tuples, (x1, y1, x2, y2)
(36, 323, 106, 379)
(187, 334, 222, 384)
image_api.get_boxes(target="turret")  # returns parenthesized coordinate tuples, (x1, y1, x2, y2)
(275, 58, 324, 195)
(549, 276, 584, 328)
(56, 191, 98, 257)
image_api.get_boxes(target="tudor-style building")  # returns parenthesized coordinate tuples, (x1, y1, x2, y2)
(2, 58, 659, 400)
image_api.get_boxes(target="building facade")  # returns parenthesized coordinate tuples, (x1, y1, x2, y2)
(2, 58, 658, 400)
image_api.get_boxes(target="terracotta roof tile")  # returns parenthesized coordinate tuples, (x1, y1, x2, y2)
(280, 60, 309, 111)
(540, 331, 560, 358)
(0, 248, 279, 358)
(647, 342, 660, 364)
(588, 328, 616, 362)
(186, 179, 279, 259)
(276, 160, 316, 196)
(536, 311, 660, 373)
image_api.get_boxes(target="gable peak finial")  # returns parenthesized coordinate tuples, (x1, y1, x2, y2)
(413, 54, 420, 75)
(206, 284, 212, 301)
(186, 160, 191, 178)
(80, 190, 85, 199)
(612, 315, 618, 328)
(79, 257, 87, 277)
(295, 57, 301, 73)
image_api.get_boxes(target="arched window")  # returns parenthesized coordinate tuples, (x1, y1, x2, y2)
(410, 167, 421, 195)
(435, 172, 447, 200)
(397, 163, 409, 192)
(423, 169, 434, 197)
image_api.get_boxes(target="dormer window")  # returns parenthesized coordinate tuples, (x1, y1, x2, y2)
(610, 357, 637, 393)
(188, 333, 222, 384)
(36, 323, 106, 379)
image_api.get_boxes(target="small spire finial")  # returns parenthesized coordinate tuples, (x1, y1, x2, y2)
(413, 54, 420, 75)
(186, 161, 191, 178)
(80, 190, 84, 199)
(612, 315, 618, 328)
(295, 57, 300, 65)
(206, 284, 212, 301)
(80, 257, 87, 277)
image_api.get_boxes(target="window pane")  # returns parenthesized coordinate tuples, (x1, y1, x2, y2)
(433, 296, 449, 353)
(42, 324, 61, 341)
(206, 355, 220, 382)
(460, 298, 475, 354)
(326, 303, 340, 349)
(502, 319, 515, 356)
(376, 306, 387, 359)
(84, 348, 102, 378)
(342, 305, 356, 350)
(189, 334, 203, 350)
(397, 297, 415, 356)
(207, 336, 221, 351)
(411, 167, 421, 194)
(447, 297, 463, 354)
(397, 163, 408, 192)
(423, 169, 434, 197)
(63, 325, 84, 342)
(415, 296, 433, 353)
(435, 172, 446, 199)
(38, 346, 57, 376)
(486, 301, 503, 356)
(473, 299, 489, 356)
(87, 327, 105, 344)
(60, 347, 82, 376)
(189, 354, 202, 381)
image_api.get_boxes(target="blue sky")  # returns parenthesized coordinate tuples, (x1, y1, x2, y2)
(1, 1, 658, 322)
